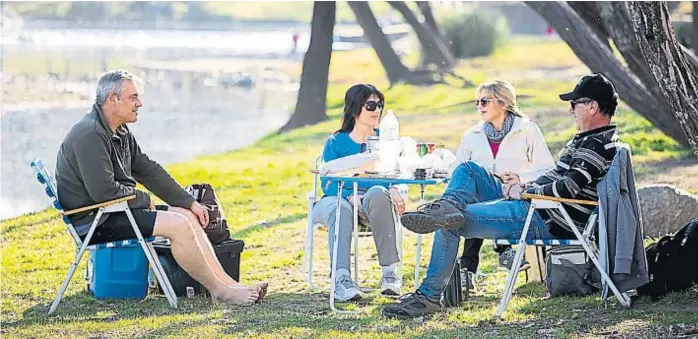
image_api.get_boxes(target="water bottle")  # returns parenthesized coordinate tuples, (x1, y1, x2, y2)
(379, 109, 400, 173)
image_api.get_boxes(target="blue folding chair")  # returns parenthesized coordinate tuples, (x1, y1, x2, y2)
(30, 159, 178, 315)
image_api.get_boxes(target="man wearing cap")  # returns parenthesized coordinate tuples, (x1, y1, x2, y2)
(382, 73, 620, 319)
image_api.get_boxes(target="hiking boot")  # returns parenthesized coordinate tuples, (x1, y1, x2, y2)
(459, 266, 475, 291)
(382, 290, 443, 319)
(400, 199, 465, 234)
(499, 247, 531, 272)
(381, 271, 402, 297)
(334, 274, 362, 302)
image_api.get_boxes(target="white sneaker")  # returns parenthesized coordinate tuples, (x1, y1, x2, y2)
(380, 271, 402, 296)
(334, 275, 362, 302)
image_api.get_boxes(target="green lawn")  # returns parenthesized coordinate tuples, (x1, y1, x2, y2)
(2, 37, 697, 338)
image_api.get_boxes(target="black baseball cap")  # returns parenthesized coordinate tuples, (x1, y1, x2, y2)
(559, 73, 618, 103)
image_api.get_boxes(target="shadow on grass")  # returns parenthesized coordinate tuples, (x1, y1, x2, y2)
(230, 212, 307, 239)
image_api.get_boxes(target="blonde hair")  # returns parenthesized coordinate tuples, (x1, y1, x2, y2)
(475, 79, 522, 117)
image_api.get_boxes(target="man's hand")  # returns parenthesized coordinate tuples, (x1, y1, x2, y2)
(390, 187, 406, 215)
(498, 171, 520, 184)
(502, 183, 527, 200)
(189, 201, 209, 227)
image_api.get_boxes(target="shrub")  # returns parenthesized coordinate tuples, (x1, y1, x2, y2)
(441, 10, 510, 59)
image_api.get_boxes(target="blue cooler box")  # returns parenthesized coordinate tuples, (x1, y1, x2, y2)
(87, 244, 149, 299)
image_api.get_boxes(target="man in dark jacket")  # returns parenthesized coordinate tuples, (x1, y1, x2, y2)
(384, 73, 621, 319)
(56, 69, 266, 305)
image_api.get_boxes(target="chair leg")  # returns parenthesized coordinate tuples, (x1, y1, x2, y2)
(496, 242, 528, 320)
(303, 217, 317, 289)
(146, 242, 178, 307)
(124, 209, 177, 309)
(496, 205, 536, 320)
(558, 207, 632, 307)
(352, 182, 359, 288)
(49, 208, 104, 315)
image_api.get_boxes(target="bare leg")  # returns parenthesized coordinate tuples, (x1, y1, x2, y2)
(152, 209, 262, 304)
(168, 207, 269, 301)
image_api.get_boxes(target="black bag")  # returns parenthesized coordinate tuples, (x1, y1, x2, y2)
(184, 183, 231, 245)
(153, 239, 244, 297)
(545, 245, 601, 297)
(637, 218, 698, 300)
(443, 260, 467, 307)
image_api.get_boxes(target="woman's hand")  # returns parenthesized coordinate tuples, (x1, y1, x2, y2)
(498, 171, 521, 184)
(390, 187, 406, 215)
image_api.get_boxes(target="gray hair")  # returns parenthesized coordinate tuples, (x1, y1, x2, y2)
(95, 69, 143, 105)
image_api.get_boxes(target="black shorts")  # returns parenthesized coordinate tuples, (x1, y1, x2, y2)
(81, 209, 158, 245)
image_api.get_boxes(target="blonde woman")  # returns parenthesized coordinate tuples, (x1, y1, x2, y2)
(452, 80, 555, 289)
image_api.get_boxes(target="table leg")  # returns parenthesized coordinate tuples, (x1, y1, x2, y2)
(414, 184, 426, 290)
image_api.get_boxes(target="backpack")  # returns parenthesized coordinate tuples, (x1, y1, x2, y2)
(184, 183, 231, 245)
(637, 218, 698, 300)
(545, 245, 601, 297)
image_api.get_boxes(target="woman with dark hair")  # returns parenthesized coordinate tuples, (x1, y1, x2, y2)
(311, 84, 404, 301)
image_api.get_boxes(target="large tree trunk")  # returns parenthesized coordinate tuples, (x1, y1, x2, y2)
(627, 2, 698, 157)
(416, 1, 440, 35)
(691, 1, 698, 51)
(527, 1, 689, 147)
(388, 1, 454, 70)
(567, 2, 611, 50)
(278, 2, 335, 133)
(348, 1, 413, 85)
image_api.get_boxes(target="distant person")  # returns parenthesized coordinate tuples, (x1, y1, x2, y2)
(55, 69, 268, 305)
(452, 80, 554, 291)
(311, 84, 404, 301)
(291, 32, 301, 54)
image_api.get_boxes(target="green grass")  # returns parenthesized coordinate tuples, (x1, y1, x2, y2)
(3, 37, 698, 338)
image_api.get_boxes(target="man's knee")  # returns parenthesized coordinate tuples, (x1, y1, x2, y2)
(154, 211, 197, 240)
(453, 161, 481, 177)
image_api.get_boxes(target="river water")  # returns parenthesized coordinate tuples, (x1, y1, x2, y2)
(1, 28, 300, 219)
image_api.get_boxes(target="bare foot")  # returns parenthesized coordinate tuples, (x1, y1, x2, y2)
(213, 286, 259, 306)
(254, 282, 269, 302)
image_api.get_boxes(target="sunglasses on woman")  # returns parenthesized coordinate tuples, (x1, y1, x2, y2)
(365, 100, 384, 112)
(475, 97, 492, 107)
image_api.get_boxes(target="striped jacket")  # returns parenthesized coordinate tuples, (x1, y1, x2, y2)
(525, 125, 619, 237)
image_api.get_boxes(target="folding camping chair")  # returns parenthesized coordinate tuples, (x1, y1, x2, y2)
(493, 145, 635, 319)
(302, 154, 420, 314)
(30, 159, 178, 315)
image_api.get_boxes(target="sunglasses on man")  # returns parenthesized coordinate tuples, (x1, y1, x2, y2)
(570, 98, 593, 110)
(365, 100, 384, 112)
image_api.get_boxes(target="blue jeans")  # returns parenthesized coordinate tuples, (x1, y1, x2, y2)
(418, 161, 554, 299)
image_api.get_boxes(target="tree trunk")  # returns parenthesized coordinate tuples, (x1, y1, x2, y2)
(416, 1, 440, 35)
(691, 1, 698, 51)
(595, 2, 687, 143)
(627, 2, 698, 157)
(278, 2, 335, 133)
(567, 2, 611, 50)
(527, 1, 689, 147)
(388, 1, 454, 70)
(348, 1, 413, 85)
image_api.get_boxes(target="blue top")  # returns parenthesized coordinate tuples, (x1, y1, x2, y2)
(321, 131, 387, 198)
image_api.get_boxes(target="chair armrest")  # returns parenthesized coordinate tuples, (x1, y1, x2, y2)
(520, 193, 599, 206)
(61, 195, 137, 216)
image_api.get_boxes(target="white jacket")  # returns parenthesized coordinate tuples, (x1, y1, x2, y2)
(452, 116, 555, 183)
